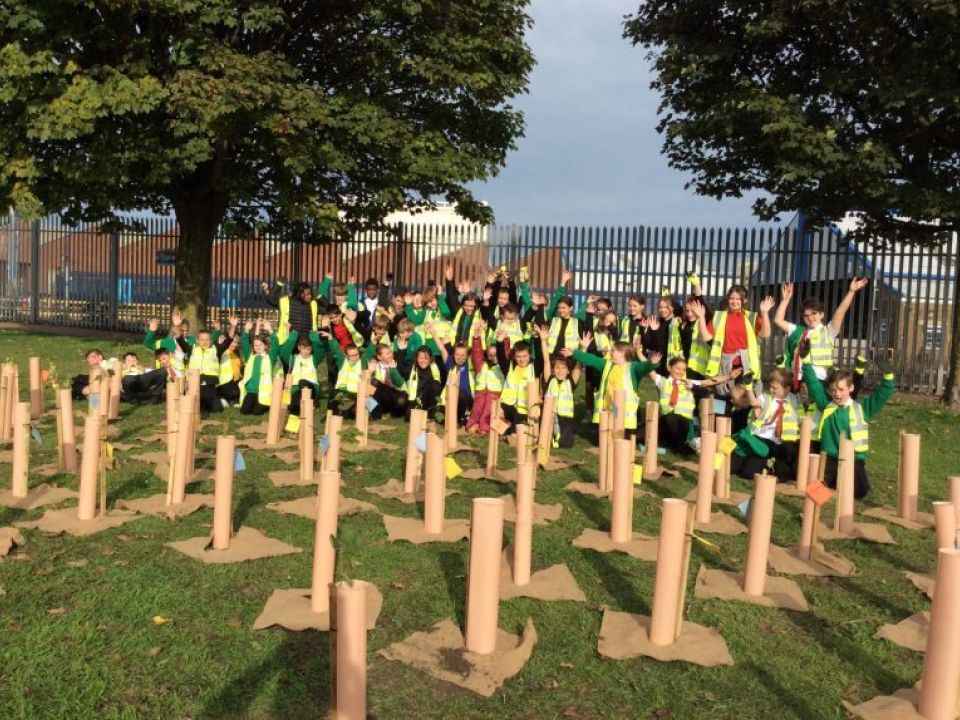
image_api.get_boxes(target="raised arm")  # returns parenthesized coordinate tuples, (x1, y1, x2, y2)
(773, 283, 795, 334)
(692, 301, 713, 342)
(802, 362, 830, 410)
(758, 296, 775, 339)
(829, 277, 869, 335)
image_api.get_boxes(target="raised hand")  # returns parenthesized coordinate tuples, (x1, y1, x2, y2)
(444, 263, 454, 281)
(486, 271, 497, 285)
(647, 317, 660, 331)
(243, 319, 254, 334)
(559, 347, 574, 358)
(482, 287, 492, 303)
(262, 320, 273, 334)
(457, 279, 471, 295)
(691, 302, 706, 319)
(148, 317, 160, 332)
(532, 292, 547, 307)
(850, 277, 869, 293)
(228, 314, 239, 327)
(344, 307, 358, 323)
(780, 282, 794, 301)
(579, 331, 593, 350)
(759, 295, 776, 313)
(561, 269, 573, 285)
(496, 327, 508, 343)
(170, 309, 183, 326)
(210, 319, 222, 331)
(402, 291, 414, 305)
(260, 281, 270, 294)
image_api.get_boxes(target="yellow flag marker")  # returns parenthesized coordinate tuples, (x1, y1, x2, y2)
(632, 464, 643, 486)
(444, 456, 462, 479)
(718, 436, 738, 456)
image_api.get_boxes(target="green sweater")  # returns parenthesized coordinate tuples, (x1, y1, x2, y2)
(571, 351, 656, 391)
(404, 300, 452, 355)
(143, 330, 195, 353)
(803, 363, 895, 460)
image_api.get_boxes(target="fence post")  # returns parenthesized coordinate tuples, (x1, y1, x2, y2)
(30, 220, 40, 324)
(108, 230, 120, 330)
(393, 222, 406, 288)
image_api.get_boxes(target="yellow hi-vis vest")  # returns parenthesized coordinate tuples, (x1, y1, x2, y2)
(797, 324, 835, 368)
(448, 364, 476, 395)
(546, 377, 575, 418)
(373, 362, 405, 390)
(335, 360, 362, 393)
(500, 363, 536, 412)
(290, 354, 319, 387)
(406, 363, 442, 402)
(277, 296, 319, 344)
(820, 402, 869, 452)
(804, 402, 823, 441)
(751, 394, 801, 442)
(475, 363, 504, 393)
(595, 327, 615, 356)
(218, 350, 240, 385)
(620, 316, 643, 345)
(239, 354, 273, 407)
(592, 362, 639, 430)
(704, 310, 760, 377)
(658, 377, 696, 419)
(416, 308, 452, 344)
(489, 318, 526, 346)
(448, 309, 486, 348)
(188, 346, 220, 376)
(667, 318, 683, 359)
(546, 316, 580, 355)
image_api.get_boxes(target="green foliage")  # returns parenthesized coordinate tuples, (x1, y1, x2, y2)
(624, 0, 960, 242)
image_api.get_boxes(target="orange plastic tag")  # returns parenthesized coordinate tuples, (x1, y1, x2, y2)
(805, 481, 833, 507)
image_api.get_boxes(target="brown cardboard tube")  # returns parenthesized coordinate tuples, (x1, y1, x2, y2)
(485, 400, 500, 476)
(28, 357, 41, 419)
(424, 433, 446, 534)
(798, 495, 816, 560)
(699, 397, 714, 434)
(465, 497, 505, 654)
(446, 369, 460, 453)
(516, 423, 529, 466)
(526, 379, 541, 421)
(108, 368, 122, 421)
(78, 415, 101, 520)
(10, 402, 29, 498)
(598, 410, 610, 492)
(795, 416, 812, 492)
(806, 453, 820, 486)
(537, 394, 556, 467)
(311, 470, 342, 614)
(837, 438, 855, 533)
(165, 382, 179, 460)
(743, 473, 777, 596)
(918, 549, 960, 720)
(300, 391, 315, 485)
(694, 430, 718, 524)
(212, 436, 236, 550)
(7, 366, 18, 439)
(331, 580, 368, 720)
(649, 498, 689, 645)
(643, 401, 659, 479)
(714, 417, 732, 499)
(325, 414, 343, 475)
(186, 369, 201, 397)
(933, 502, 956, 550)
(898, 433, 920, 521)
(266, 373, 285, 445)
(59, 389, 77, 473)
(948, 477, 960, 527)
(404, 409, 427, 493)
(0, 365, 12, 441)
(355, 371, 370, 444)
(513, 462, 536, 586)
(610, 439, 635, 543)
(98, 373, 110, 419)
(171, 402, 195, 505)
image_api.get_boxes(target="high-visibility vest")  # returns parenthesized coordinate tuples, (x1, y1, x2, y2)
(704, 310, 760, 377)
(667, 318, 683, 359)
(804, 402, 823, 441)
(820, 402, 869, 452)
(448, 364, 476, 395)
(475, 363, 504, 393)
(218, 350, 240, 385)
(794, 324, 834, 368)
(595, 328, 615, 357)
(751, 394, 800, 442)
(546, 377, 575, 418)
(335, 360, 362, 393)
(415, 308, 451, 345)
(277, 296, 319, 344)
(341, 318, 364, 348)
(188, 346, 220, 376)
(407, 363, 442, 403)
(448, 309, 486, 348)
(373, 362, 405, 390)
(239, 354, 273, 407)
(171, 344, 187, 374)
(546, 316, 580, 354)
(620, 316, 643, 345)
(488, 318, 526, 346)
(658, 377, 696, 419)
(687, 334, 711, 375)
(500, 363, 536, 412)
(592, 362, 640, 429)
(291, 354, 319, 387)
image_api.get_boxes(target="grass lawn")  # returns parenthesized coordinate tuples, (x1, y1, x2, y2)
(0, 329, 956, 719)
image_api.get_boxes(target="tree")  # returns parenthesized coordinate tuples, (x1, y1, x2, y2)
(0, 1, 534, 325)
(624, 0, 960, 404)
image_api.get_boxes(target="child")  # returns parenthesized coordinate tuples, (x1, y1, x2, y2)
(282, 331, 324, 424)
(369, 344, 408, 419)
(676, 295, 712, 380)
(774, 278, 869, 389)
(143, 312, 195, 376)
(238, 321, 281, 415)
(466, 324, 503, 434)
(187, 329, 230, 413)
(437, 337, 475, 426)
(391, 318, 423, 373)
(216, 330, 244, 407)
(119, 352, 167, 404)
(324, 335, 365, 419)
(405, 286, 453, 358)
(544, 270, 582, 359)
(802, 356, 896, 498)
(70, 349, 108, 401)
(569, 332, 657, 438)
(729, 368, 802, 478)
(406, 346, 444, 420)
(619, 295, 647, 349)
(540, 326, 581, 448)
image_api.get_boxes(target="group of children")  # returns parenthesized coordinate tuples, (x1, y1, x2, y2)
(69, 265, 894, 497)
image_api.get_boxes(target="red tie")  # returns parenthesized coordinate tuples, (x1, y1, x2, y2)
(793, 328, 810, 390)
(669, 379, 679, 407)
(774, 399, 785, 437)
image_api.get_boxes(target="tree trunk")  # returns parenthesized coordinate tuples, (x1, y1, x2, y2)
(171, 196, 226, 329)
(942, 251, 960, 408)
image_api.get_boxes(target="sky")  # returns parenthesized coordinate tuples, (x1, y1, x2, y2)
(470, 0, 773, 229)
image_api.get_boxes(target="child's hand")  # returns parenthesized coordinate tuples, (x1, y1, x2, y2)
(579, 331, 593, 350)
(211, 319, 221, 331)
(148, 317, 159, 332)
(850, 277, 869, 293)
(228, 314, 239, 327)
(648, 351, 662, 366)
(444, 263, 454, 281)
(457, 279, 471, 295)
(759, 295, 776, 313)
(561, 269, 572, 285)
(559, 347, 573, 358)
(262, 320, 273, 334)
(243, 319, 254, 334)
(171, 309, 182, 326)
(780, 282, 794, 301)
(691, 302, 706, 319)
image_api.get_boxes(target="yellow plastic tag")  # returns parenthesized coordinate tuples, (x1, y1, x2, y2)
(444, 457, 462, 479)
(105, 443, 114, 460)
(713, 453, 723, 471)
(285, 415, 301, 434)
(691, 534, 720, 552)
(718, 436, 738, 456)
(632, 464, 643, 486)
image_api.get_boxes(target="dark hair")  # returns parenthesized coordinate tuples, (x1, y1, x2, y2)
(85, 348, 103, 359)
(155, 348, 170, 360)
(828, 369, 854, 388)
(123, 351, 138, 360)
(557, 295, 574, 308)
(628, 294, 646, 306)
(512, 340, 531, 354)
(800, 297, 825, 314)
(597, 297, 613, 309)
(685, 295, 713, 323)
(365, 277, 378, 289)
(296, 336, 312, 349)
(724, 284, 749, 310)
(502, 302, 519, 315)
(461, 292, 480, 306)
(668, 356, 687, 368)
(767, 367, 792, 386)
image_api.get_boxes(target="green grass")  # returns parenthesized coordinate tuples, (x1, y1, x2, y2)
(0, 329, 956, 719)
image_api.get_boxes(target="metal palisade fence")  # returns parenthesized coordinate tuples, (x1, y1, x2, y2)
(0, 212, 954, 394)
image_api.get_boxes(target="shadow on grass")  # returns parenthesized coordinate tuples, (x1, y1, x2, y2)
(438, 549, 467, 628)
(744, 661, 823, 720)
(233, 486, 262, 530)
(199, 631, 334, 720)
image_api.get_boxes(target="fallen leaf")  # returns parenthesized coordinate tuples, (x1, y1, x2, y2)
(6, 621, 21, 632)
(96, 565, 107, 574)
(66, 559, 88, 568)
(147, 646, 162, 657)
(225, 617, 243, 629)
(758, 622, 773, 634)
(100, 548, 115, 557)
(544, 679, 559, 690)
(113, 560, 129, 567)
(152, 615, 172, 625)
(559, 662, 574, 669)
(391, 581, 406, 590)
(47, 607, 67, 617)
(563, 709, 578, 718)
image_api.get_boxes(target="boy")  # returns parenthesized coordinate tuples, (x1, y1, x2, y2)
(144, 312, 195, 376)
(187, 329, 231, 413)
(405, 286, 453, 358)
(803, 355, 895, 498)
(70, 349, 109, 401)
(437, 337, 475, 426)
(324, 335, 365, 419)
(729, 368, 802, 478)
(281, 330, 324, 427)
(119, 351, 167, 404)
(496, 334, 545, 433)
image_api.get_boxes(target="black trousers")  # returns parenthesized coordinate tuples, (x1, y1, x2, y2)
(730, 439, 799, 481)
(659, 413, 693, 455)
(502, 404, 527, 433)
(372, 382, 408, 419)
(289, 380, 320, 416)
(199, 374, 222, 413)
(555, 415, 576, 448)
(824, 456, 870, 498)
(330, 391, 357, 419)
(121, 369, 167, 403)
(240, 392, 269, 415)
(218, 380, 240, 404)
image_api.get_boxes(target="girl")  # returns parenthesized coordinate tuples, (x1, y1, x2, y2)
(238, 322, 281, 415)
(466, 323, 503, 434)
(406, 346, 444, 420)
(540, 327, 581, 448)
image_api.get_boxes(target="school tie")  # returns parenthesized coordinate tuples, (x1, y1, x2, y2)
(792, 328, 810, 390)
(669, 379, 679, 407)
(774, 399, 785, 437)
